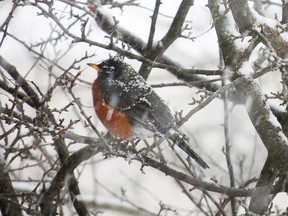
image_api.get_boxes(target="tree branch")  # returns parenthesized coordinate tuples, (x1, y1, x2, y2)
(234, 76, 288, 214)
(39, 144, 103, 215)
(229, 0, 255, 33)
(0, 54, 91, 216)
(143, 155, 255, 197)
(92, 1, 220, 90)
(248, 157, 276, 214)
(282, 0, 288, 24)
(0, 161, 23, 216)
(208, 1, 288, 213)
(222, 78, 236, 215)
(146, 0, 161, 52)
(139, 0, 194, 79)
(62, 130, 279, 199)
(158, 0, 193, 52)
(0, 55, 41, 108)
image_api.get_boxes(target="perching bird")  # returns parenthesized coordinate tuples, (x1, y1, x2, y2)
(88, 58, 209, 169)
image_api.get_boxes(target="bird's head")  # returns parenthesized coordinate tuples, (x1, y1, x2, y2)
(87, 58, 126, 78)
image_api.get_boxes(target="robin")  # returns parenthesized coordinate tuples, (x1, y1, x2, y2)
(88, 58, 209, 169)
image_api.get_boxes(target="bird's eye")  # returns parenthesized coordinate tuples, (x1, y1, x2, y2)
(109, 66, 115, 71)
(104, 66, 115, 74)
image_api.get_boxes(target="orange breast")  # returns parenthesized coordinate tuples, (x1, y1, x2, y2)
(92, 79, 134, 139)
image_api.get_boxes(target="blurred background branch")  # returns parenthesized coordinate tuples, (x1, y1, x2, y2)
(1, 0, 288, 215)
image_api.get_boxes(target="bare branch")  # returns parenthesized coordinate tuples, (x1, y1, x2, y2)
(0, 1, 17, 47)
(0, 55, 41, 108)
(282, 0, 288, 24)
(39, 144, 103, 215)
(0, 161, 23, 216)
(222, 78, 236, 215)
(229, 0, 255, 33)
(146, 0, 161, 52)
(139, 0, 194, 79)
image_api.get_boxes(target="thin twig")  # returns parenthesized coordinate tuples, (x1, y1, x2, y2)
(222, 78, 236, 215)
(146, 0, 161, 52)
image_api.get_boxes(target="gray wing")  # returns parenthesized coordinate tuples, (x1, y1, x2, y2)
(100, 74, 174, 135)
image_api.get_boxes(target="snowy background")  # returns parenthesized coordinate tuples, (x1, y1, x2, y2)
(1, 0, 287, 215)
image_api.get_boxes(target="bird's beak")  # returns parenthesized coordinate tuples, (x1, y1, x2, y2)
(87, 63, 102, 72)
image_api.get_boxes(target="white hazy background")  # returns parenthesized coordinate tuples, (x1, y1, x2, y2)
(0, 0, 287, 215)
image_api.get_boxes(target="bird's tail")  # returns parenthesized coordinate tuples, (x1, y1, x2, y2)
(169, 133, 209, 169)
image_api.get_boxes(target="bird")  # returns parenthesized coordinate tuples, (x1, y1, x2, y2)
(88, 58, 209, 169)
